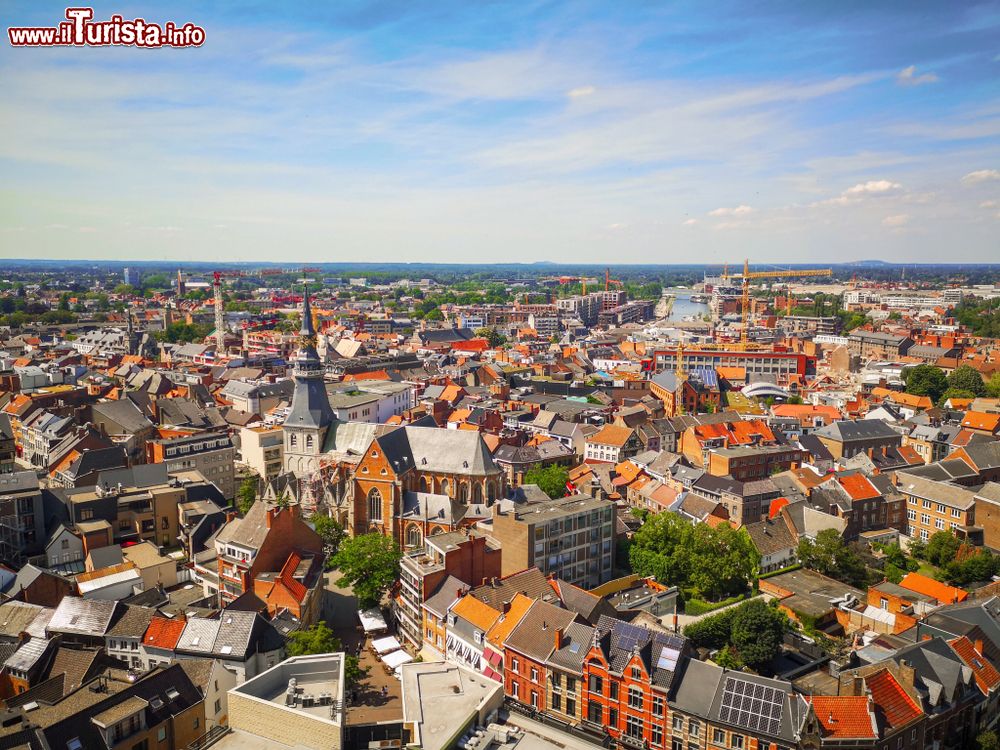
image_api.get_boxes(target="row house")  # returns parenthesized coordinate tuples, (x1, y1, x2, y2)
(395, 529, 501, 651)
(679, 419, 779, 469)
(896, 472, 980, 545)
(147, 431, 237, 500)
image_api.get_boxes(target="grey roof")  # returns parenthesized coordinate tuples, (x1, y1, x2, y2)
(88, 545, 124, 569)
(107, 605, 157, 639)
(4, 636, 53, 673)
(891, 638, 973, 707)
(375, 425, 501, 477)
(175, 617, 221, 653)
(504, 599, 576, 662)
(0, 470, 40, 495)
(547, 621, 595, 674)
(895, 472, 977, 510)
(47, 597, 120, 636)
(212, 610, 260, 659)
(91, 399, 154, 434)
(813, 419, 901, 443)
(423, 575, 467, 618)
(0, 601, 46, 639)
(706, 671, 806, 743)
(670, 657, 725, 714)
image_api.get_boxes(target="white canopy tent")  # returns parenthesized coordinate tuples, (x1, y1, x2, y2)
(382, 649, 414, 670)
(372, 635, 402, 655)
(358, 608, 388, 634)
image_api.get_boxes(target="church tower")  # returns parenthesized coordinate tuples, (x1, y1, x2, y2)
(282, 288, 336, 477)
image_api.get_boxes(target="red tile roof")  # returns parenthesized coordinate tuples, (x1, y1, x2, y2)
(949, 636, 1000, 695)
(865, 669, 922, 729)
(810, 696, 877, 739)
(143, 615, 187, 650)
(838, 474, 880, 501)
(898, 572, 968, 605)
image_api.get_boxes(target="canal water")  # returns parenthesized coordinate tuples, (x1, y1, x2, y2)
(662, 288, 710, 320)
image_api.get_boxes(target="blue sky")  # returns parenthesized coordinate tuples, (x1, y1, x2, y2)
(2, 1, 998, 263)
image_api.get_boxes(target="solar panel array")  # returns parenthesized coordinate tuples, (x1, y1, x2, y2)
(611, 619, 650, 654)
(718, 677, 784, 736)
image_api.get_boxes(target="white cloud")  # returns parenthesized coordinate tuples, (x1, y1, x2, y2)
(962, 169, 1000, 184)
(844, 180, 902, 196)
(980, 200, 998, 209)
(567, 85, 596, 98)
(897, 65, 939, 86)
(708, 205, 753, 217)
(882, 214, 910, 227)
(682, 218, 697, 226)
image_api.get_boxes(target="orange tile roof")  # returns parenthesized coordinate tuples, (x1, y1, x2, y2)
(838, 473, 880, 501)
(898, 572, 968, 605)
(769, 497, 790, 519)
(716, 366, 746, 380)
(946, 398, 974, 410)
(810, 696, 876, 739)
(485, 592, 533, 649)
(949, 636, 1000, 695)
(587, 424, 634, 448)
(76, 561, 136, 583)
(961, 411, 1000, 432)
(144, 615, 187, 650)
(452, 594, 502, 633)
(865, 669, 922, 729)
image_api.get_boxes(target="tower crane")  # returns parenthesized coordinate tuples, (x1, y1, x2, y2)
(720, 259, 832, 349)
(605, 268, 624, 292)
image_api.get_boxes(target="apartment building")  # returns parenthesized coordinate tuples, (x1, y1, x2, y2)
(239, 425, 284, 481)
(147, 432, 237, 499)
(813, 419, 902, 460)
(396, 530, 501, 651)
(707, 444, 805, 481)
(487, 494, 615, 588)
(0, 470, 45, 567)
(63, 465, 218, 549)
(897, 472, 980, 544)
(848, 330, 914, 360)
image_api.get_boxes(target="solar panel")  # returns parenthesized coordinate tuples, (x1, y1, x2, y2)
(718, 677, 784, 737)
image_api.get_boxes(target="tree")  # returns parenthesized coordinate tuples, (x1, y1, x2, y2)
(785, 395, 803, 404)
(630, 514, 758, 601)
(286, 621, 340, 656)
(987, 372, 1000, 399)
(474, 327, 506, 348)
(523, 464, 570, 500)
(332, 533, 402, 609)
(730, 599, 787, 669)
(797, 529, 870, 588)
(947, 365, 986, 397)
(924, 531, 960, 567)
(313, 514, 346, 558)
(977, 731, 1000, 750)
(237, 476, 258, 515)
(903, 364, 948, 404)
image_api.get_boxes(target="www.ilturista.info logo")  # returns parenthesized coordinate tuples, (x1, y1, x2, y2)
(8, 7, 205, 48)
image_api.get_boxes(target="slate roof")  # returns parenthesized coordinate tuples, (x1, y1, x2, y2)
(546, 621, 595, 675)
(504, 598, 576, 662)
(47, 598, 120, 637)
(470, 568, 556, 611)
(592, 615, 687, 690)
(107, 605, 157, 639)
(813, 419, 901, 442)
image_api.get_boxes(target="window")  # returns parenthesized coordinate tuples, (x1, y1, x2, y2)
(406, 525, 421, 548)
(530, 667, 539, 682)
(652, 695, 664, 717)
(952, 507, 961, 518)
(566, 697, 575, 715)
(652, 724, 663, 747)
(552, 692, 561, 711)
(587, 701, 602, 723)
(609, 682, 618, 700)
(609, 708, 618, 728)
(731, 734, 744, 749)
(289, 434, 297, 447)
(588, 674, 603, 694)
(632, 666, 642, 679)
(626, 715, 644, 739)
(935, 518, 944, 530)
(712, 728, 725, 744)
(922, 499, 931, 508)
(367, 487, 383, 523)
(511, 681, 519, 699)
(511, 657, 519, 674)
(628, 686, 643, 709)
(672, 715, 684, 731)
(61, 539, 69, 549)
(531, 691, 539, 709)
(157, 728, 166, 741)
(214, 699, 221, 713)
(921, 513, 930, 525)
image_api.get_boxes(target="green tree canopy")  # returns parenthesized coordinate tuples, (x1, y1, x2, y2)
(237, 476, 258, 516)
(332, 533, 402, 609)
(286, 621, 340, 656)
(947, 365, 986, 397)
(630, 513, 758, 601)
(986, 373, 1000, 399)
(523, 464, 570, 500)
(474, 327, 507, 348)
(904, 364, 948, 404)
(923, 531, 961, 567)
(312, 514, 346, 559)
(685, 599, 788, 669)
(796, 529, 870, 588)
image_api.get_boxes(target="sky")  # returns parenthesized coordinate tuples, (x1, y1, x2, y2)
(1, 1, 999, 265)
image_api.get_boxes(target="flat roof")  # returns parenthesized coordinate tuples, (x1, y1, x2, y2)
(401, 662, 502, 750)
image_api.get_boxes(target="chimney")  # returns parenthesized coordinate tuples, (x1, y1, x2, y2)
(898, 660, 916, 688)
(554, 628, 563, 650)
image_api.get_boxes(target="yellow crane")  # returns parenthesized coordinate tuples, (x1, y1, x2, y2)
(720, 259, 833, 349)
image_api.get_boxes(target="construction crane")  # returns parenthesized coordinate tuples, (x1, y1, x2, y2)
(605, 268, 624, 292)
(555, 276, 593, 295)
(720, 259, 833, 349)
(212, 271, 244, 353)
